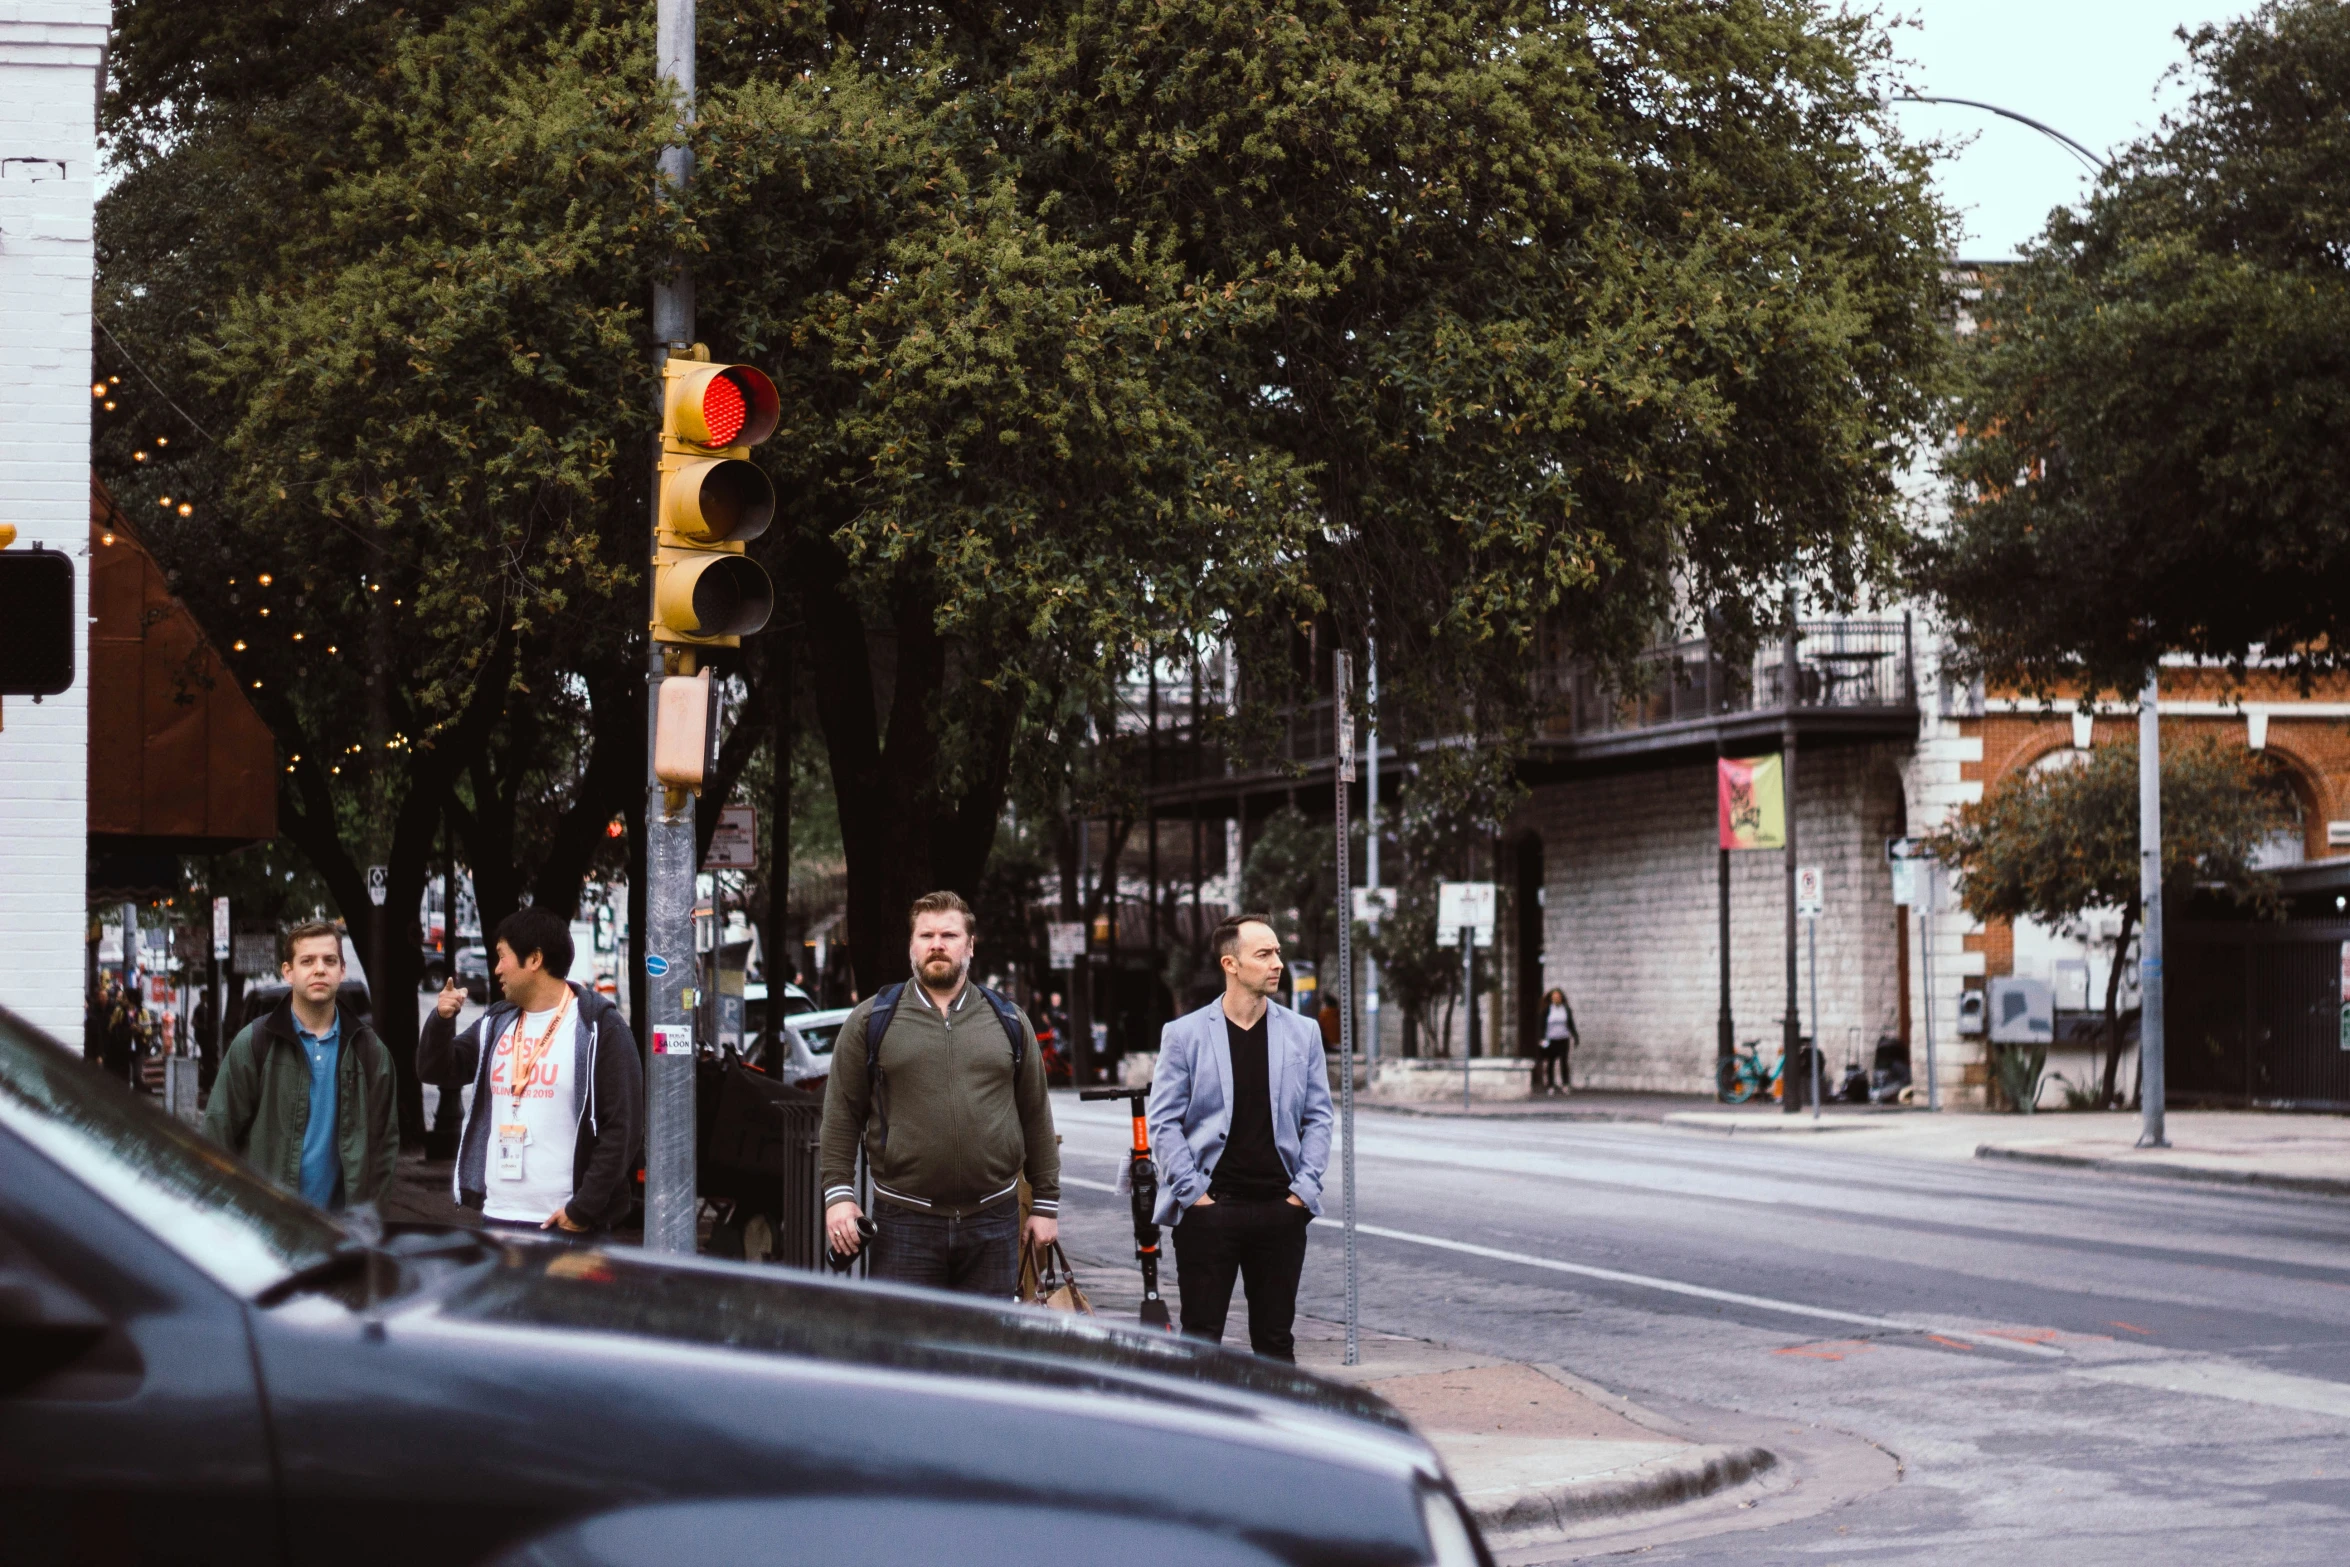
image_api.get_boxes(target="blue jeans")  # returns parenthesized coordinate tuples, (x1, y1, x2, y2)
(870, 1198, 1021, 1298)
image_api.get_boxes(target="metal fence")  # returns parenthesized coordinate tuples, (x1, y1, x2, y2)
(1540, 619, 1915, 740)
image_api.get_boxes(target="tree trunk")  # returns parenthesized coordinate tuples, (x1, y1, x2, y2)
(762, 637, 794, 991)
(2100, 892, 2142, 1109)
(803, 563, 1015, 998)
(529, 653, 644, 921)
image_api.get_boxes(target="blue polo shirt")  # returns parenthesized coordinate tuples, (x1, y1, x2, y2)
(295, 1015, 344, 1209)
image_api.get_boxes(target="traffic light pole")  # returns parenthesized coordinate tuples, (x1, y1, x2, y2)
(642, 0, 700, 1255)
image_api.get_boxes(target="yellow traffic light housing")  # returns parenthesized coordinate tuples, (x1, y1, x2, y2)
(654, 357, 780, 647)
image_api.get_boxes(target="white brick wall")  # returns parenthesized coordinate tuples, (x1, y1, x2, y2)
(0, 4, 107, 1039)
(1519, 742, 1911, 1095)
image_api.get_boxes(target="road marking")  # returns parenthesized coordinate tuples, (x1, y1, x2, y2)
(1350, 1223, 2065, 1357)
(2108, 1320, 2154, 1335)
(1065, 1175, 1120, 1193)
(2075, 1359, 2350, 1422)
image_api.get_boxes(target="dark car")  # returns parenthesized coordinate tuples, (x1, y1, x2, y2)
(234, 978, 374, 1033)
(0, 1005, 1486, 1567)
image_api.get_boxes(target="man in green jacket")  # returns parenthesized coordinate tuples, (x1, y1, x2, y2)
(204, 921, 399, 1211)
(820, 891, 1059, 1297)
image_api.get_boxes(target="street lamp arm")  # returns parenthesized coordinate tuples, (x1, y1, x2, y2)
(1891, 94, 2108, 174)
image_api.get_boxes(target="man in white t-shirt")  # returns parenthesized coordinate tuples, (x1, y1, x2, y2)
(421, 906, 643, 1238)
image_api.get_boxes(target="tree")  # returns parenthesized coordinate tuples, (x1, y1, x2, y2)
(104, 0, 1953, 1026)
(1924, 738, 2287, 1108)
(97, 2, 673, 1132)
(1925, 2, 2350, 692)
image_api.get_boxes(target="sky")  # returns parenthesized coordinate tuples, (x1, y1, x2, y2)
(1880, 0, 2261, 260)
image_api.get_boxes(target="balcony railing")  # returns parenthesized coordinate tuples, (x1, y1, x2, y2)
(1537, 618, 1915, 740)
(1130, 618, 1917, 792)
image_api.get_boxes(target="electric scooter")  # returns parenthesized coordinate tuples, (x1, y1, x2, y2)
(1079, 1085, 1172, 1329)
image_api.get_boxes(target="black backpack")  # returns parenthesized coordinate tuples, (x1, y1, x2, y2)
(860, 981, 1028, 1150)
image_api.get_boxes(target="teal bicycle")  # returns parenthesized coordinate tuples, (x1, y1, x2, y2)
(1716, 1039, 1784, 1104)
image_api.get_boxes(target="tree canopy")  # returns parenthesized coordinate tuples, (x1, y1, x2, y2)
(1925, 1, 2350, 692)
(97, 0, 1954, 1008)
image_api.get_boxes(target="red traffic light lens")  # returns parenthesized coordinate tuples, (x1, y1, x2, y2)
(702, 375, 748, 448)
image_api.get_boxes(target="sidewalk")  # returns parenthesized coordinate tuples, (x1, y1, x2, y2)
(1058, 1235, 1776, 1550)
(1658, 1103, 2350, 1196)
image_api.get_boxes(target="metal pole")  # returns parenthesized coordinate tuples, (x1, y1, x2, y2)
(641, 0, 700, 1254)
(1460, 931, 1475, 1110)
(1921, 905, 1940, 1111)
(1808, 913, 1822, 1121)
(2138, 667, 2168, 1147)
(1782, 591, 1801, 1113)
(1363, 640, 1381, 1077)
(1333, 651, 1357, 1367)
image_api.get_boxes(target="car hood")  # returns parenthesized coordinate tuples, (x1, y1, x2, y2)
(436, 1241, 1418, 1443)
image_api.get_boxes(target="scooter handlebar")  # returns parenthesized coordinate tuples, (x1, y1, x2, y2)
(1078, 1087, 1147, 1102)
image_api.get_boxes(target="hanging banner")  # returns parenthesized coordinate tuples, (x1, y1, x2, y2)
(1718, 754, 1786, 850)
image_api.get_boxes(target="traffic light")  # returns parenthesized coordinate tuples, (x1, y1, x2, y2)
(0, 525, 75, 709)
(655, 355, 779, 647)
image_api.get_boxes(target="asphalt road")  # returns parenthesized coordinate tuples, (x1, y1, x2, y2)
(1051, 1095, 2350, 1564)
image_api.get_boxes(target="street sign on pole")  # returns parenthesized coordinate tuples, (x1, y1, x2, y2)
(211, 897, 230, 961)
(1435, 881, 1495, 947)
(702, 803, 757, 869)
(1796, 864, 1823, 918)
(1046, 921, 1085, 970)
(366, 865, 388, 907)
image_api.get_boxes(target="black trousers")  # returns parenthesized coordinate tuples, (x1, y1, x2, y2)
(1171, 1195, 1310, 1362)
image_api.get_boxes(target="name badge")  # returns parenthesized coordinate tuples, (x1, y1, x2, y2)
(495, 1122, 528, 1182)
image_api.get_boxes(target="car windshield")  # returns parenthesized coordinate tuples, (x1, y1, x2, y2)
(0, 1005, 348, 1296)
(797, 1020, 845, 1056)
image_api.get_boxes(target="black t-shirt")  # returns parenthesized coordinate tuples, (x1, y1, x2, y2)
(1214, 1011, 1292, 1201)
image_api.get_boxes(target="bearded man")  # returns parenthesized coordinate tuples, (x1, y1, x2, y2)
(818, 891, 1060, 1296)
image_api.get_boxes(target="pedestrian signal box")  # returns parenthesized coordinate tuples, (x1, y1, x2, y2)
(0, 531, 75, 698)
(655, 357, 779, 646)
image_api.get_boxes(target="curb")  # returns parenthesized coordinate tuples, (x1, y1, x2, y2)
(1661, 1112, 1881, 1135)
(1465, 1443, 1779, 1541)
(1976, 1144, 2350, 1198)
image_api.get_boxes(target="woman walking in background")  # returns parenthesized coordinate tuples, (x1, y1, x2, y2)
(1538, 987, 1578, 1095)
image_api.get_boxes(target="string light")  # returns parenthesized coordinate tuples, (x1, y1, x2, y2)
(133, 450, 148, 462)
(100, 531, 115, 546)
(177, 503, 192, 517)
(292, 632, 304, 642)
(257, 574, 273, 586)
(258, 607, 269, 618)
(157, 495, 171, 508)
(232, 640, 247, 651)
(326, 645, 338, 654)
(156, 435, 167, 446)
(91, 383, 106, 397)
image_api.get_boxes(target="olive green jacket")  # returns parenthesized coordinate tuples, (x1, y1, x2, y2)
(203, 1000, 399, 1209)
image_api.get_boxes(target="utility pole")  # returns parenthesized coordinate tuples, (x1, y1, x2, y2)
(1781, 585, 1802, 1113)
(1333, 650, 1358, 1367)
(642, 0, 700, 1253)
(1362, 640, 1381, 1076)
(2138, 668, 2168, 1146)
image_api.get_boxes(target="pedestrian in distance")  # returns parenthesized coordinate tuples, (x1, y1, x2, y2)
(420, 906, 644, 1241)
(819, 891, 1061, 1298)
(202, 921, 399, 1211)
(1539, 986, 1579, 1095)
(1147, 913, 1334, 1363)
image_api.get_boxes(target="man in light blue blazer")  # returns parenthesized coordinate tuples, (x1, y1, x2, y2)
(1146, 912, 1334, 1361)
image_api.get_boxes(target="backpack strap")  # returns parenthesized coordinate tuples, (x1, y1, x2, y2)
(863, 982, 909, 1150)
(971, 983, 1026, 1078)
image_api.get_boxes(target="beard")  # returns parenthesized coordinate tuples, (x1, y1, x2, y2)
(918, 953, 968, 987)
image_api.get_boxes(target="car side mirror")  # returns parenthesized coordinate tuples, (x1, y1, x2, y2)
(0, 1250, 111, 1396)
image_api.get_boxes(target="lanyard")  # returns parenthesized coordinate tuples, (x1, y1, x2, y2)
(506, 995, 571, 1109)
